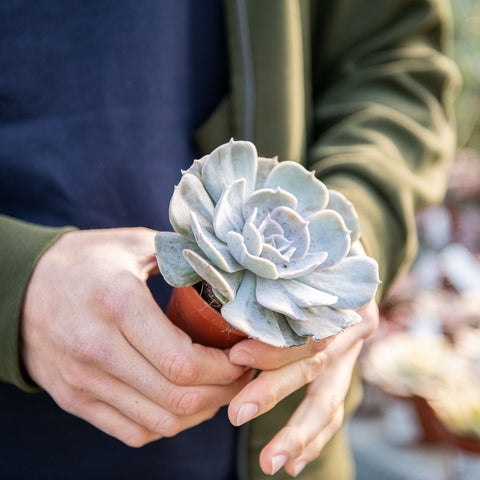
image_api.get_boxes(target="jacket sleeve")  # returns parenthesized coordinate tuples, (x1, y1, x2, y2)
(308, 0, 461, 297)
(0, 214, 75, 391)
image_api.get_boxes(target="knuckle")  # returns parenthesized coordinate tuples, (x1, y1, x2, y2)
(168, 390, 201, 416)
(330, 394, 344, 413)
(261, 383, 282, 410)
(54, 389, 79, 414)
(309, 338, 331, 354)
(322, 395, 345, 433)
(291, 434, 307, 454)
(160, 352, 198, 385)
(122, 429, 153, 448)
(284, 426, 307, 454)
(221, 361, 243, 384)
(154, 415, 182, 438)
(359, 302, 379, 338)
(87, 274, 117, 311)
(301, 353, 327, 384)
(67, 327, 113, 365)
(329, 398, 345, 427)
(92, 271, 138, 322)
(364, 314, 379, 337)
(67, 331, 93, 362)
(60, 361, 90, 390)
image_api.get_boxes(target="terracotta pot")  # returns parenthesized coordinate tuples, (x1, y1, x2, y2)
(439, 427, 480, 454)
(412, 396, 480, 453)
(445, 431, 480, 454)
(166, 285, 248, 349)
(426, 407, 480, 454)
(410, 395, 444, 444)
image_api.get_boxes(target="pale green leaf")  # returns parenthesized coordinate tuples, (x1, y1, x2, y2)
(287, 305, 361, 339)
(307, 210, 350, 267)
(213, 178, 245, 242)
(243, 188, 297, 226)
(169, 174, 214, 241)
(327, 190, 361, 243)
(280, 278, 338, 307)
(256, 278, 307, 320)
(226, 231, 278, 279)
(183, 249, 244, 302)
(221, 272, 306, 347)
(190, 211, 242, 273)
(276, 252, 327, 279)
(264, 161, 328, 217)
(299, 256, 380, 309)
(154, 232, 202, 287)
(202, 139, 258, 202)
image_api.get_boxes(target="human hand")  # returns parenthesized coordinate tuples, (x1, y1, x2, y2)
(21, 228, 251, 446)
(228, 300, 379, 476)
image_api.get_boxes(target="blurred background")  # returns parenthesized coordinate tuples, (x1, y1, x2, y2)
(351, 1, 480, 478)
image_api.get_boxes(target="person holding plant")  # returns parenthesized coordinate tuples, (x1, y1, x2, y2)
(0, 0, 459, 479)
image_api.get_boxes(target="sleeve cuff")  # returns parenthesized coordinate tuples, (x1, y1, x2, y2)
(0, 215, 76, 391)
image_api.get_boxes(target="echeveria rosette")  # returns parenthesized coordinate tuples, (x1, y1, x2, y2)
(155, 140, 380, 347)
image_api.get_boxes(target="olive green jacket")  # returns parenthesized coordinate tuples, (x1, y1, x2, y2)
(0, 0, 460, 478)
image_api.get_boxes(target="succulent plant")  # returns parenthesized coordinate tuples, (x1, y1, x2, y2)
(155, 140, 380, 347)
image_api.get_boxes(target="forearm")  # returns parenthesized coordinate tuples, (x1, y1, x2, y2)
(309, 0, 461, 295)
(0, 214, 75, 390)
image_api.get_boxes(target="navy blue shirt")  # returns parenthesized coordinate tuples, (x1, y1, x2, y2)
(0, 1, 236, 479)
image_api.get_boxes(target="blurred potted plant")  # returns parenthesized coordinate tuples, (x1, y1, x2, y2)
(362, 330, 479, 444)
(428, 382, 480, 454)
(155, 139, 380, 348)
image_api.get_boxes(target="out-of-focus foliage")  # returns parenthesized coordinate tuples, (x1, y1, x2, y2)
(358, 1, 480, 446)
(451, 0, 480, 149)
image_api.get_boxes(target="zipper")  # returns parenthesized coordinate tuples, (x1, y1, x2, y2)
(232, 4, 254, 479)
(233, 0, 255, 141)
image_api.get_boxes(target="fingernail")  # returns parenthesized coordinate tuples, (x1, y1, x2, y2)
(230, 350, 255, 367)
(271, 454, 288, 475)
(236, 403, 258, 426)
(293, 461, 307, 477)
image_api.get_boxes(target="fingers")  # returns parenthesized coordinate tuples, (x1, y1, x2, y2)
(228, 328, 367, 427)
(80, 329, 247, 410)
(20, 227, 252, 447)
(229, 299, 378, 373)
(258, 341, 362, 477)
(68, 371, 222, 439)
(64, 357, 254, 433)
(72, 255, 247, 387)
(261, 404, 345, 477)
(56, 343, 255, 445)
(229, 336, 332, 371)
(58, 315, 255, 437)
(116, 287, 247, 386)
(228, 349, 330, 426)
(65, 396, 163, 447)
